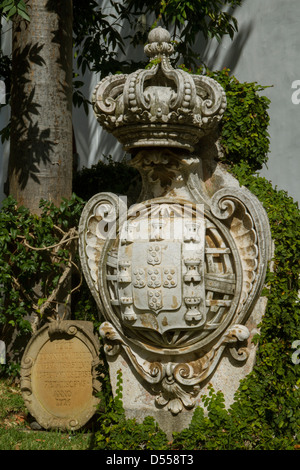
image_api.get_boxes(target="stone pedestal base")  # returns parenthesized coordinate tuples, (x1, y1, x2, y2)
(106, 297, 267, 439)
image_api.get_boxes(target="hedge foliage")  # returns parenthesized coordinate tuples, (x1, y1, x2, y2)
(206, 68, 271, 172)
(0, 69, 299, 449)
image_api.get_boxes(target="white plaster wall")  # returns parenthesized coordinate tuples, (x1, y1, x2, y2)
(199, 0, 300, 204)
(72, 72, 125, 171)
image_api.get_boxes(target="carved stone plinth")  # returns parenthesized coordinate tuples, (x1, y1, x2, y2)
(78, 27, 272, 436)
(20, 320, 101, 431)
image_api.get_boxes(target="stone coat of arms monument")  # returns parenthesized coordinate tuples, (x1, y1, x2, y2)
(79, 27, 272, 434)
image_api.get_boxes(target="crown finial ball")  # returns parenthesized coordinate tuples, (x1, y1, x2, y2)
(148, 26, 171, 44)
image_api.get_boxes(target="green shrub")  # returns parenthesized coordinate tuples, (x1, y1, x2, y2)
(94, 368, 169, 450)
(206, 67, 271, 172)
(0, 194, 87, 369)
(73, 156, 141, 204)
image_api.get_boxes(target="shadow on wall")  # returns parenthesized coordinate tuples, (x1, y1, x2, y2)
(203, 20, 254, 73)
(200, 3, 254, 73)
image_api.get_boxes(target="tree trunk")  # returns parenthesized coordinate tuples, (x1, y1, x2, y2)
(8, 0, 73, 215)
(7, 1, 74, 335)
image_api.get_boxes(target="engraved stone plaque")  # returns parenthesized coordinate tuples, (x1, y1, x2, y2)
(20, 320, 101, 431)
(0, 340, 5, 364)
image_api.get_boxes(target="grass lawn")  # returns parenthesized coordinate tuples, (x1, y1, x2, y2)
(0, 377, 96, 450)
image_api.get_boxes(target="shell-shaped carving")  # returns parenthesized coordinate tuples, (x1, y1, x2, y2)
(210, 186, 272, 322)
(229, 209, 258, 304)
(78, 193, 127, 316)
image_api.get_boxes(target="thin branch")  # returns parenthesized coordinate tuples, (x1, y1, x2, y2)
(70, 259, 83, 294)
(53, 224, 68, 236)
(38, 258, 73, 318)
(11, 276, 39, 311)
(17, 228, 78, 252)
(12, 225, 81, 325)
(22, 235, 78, 252)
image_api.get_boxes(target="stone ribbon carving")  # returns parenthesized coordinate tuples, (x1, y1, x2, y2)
(79, 27, 272, 416)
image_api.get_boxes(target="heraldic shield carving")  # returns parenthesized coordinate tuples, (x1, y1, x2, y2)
(78, 27, 272, 418)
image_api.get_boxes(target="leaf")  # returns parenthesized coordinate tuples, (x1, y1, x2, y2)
(0, 0, 30, 21)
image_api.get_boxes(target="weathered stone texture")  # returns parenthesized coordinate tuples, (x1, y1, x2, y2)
(20, 321, 101, 431)
(78, 27, 273, 436)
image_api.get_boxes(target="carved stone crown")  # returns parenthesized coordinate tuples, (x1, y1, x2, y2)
(92, 27, 227, 152)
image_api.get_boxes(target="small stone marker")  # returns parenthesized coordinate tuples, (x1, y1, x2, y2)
(20, 320, 101, 431)
(0, 340, 6, 364)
